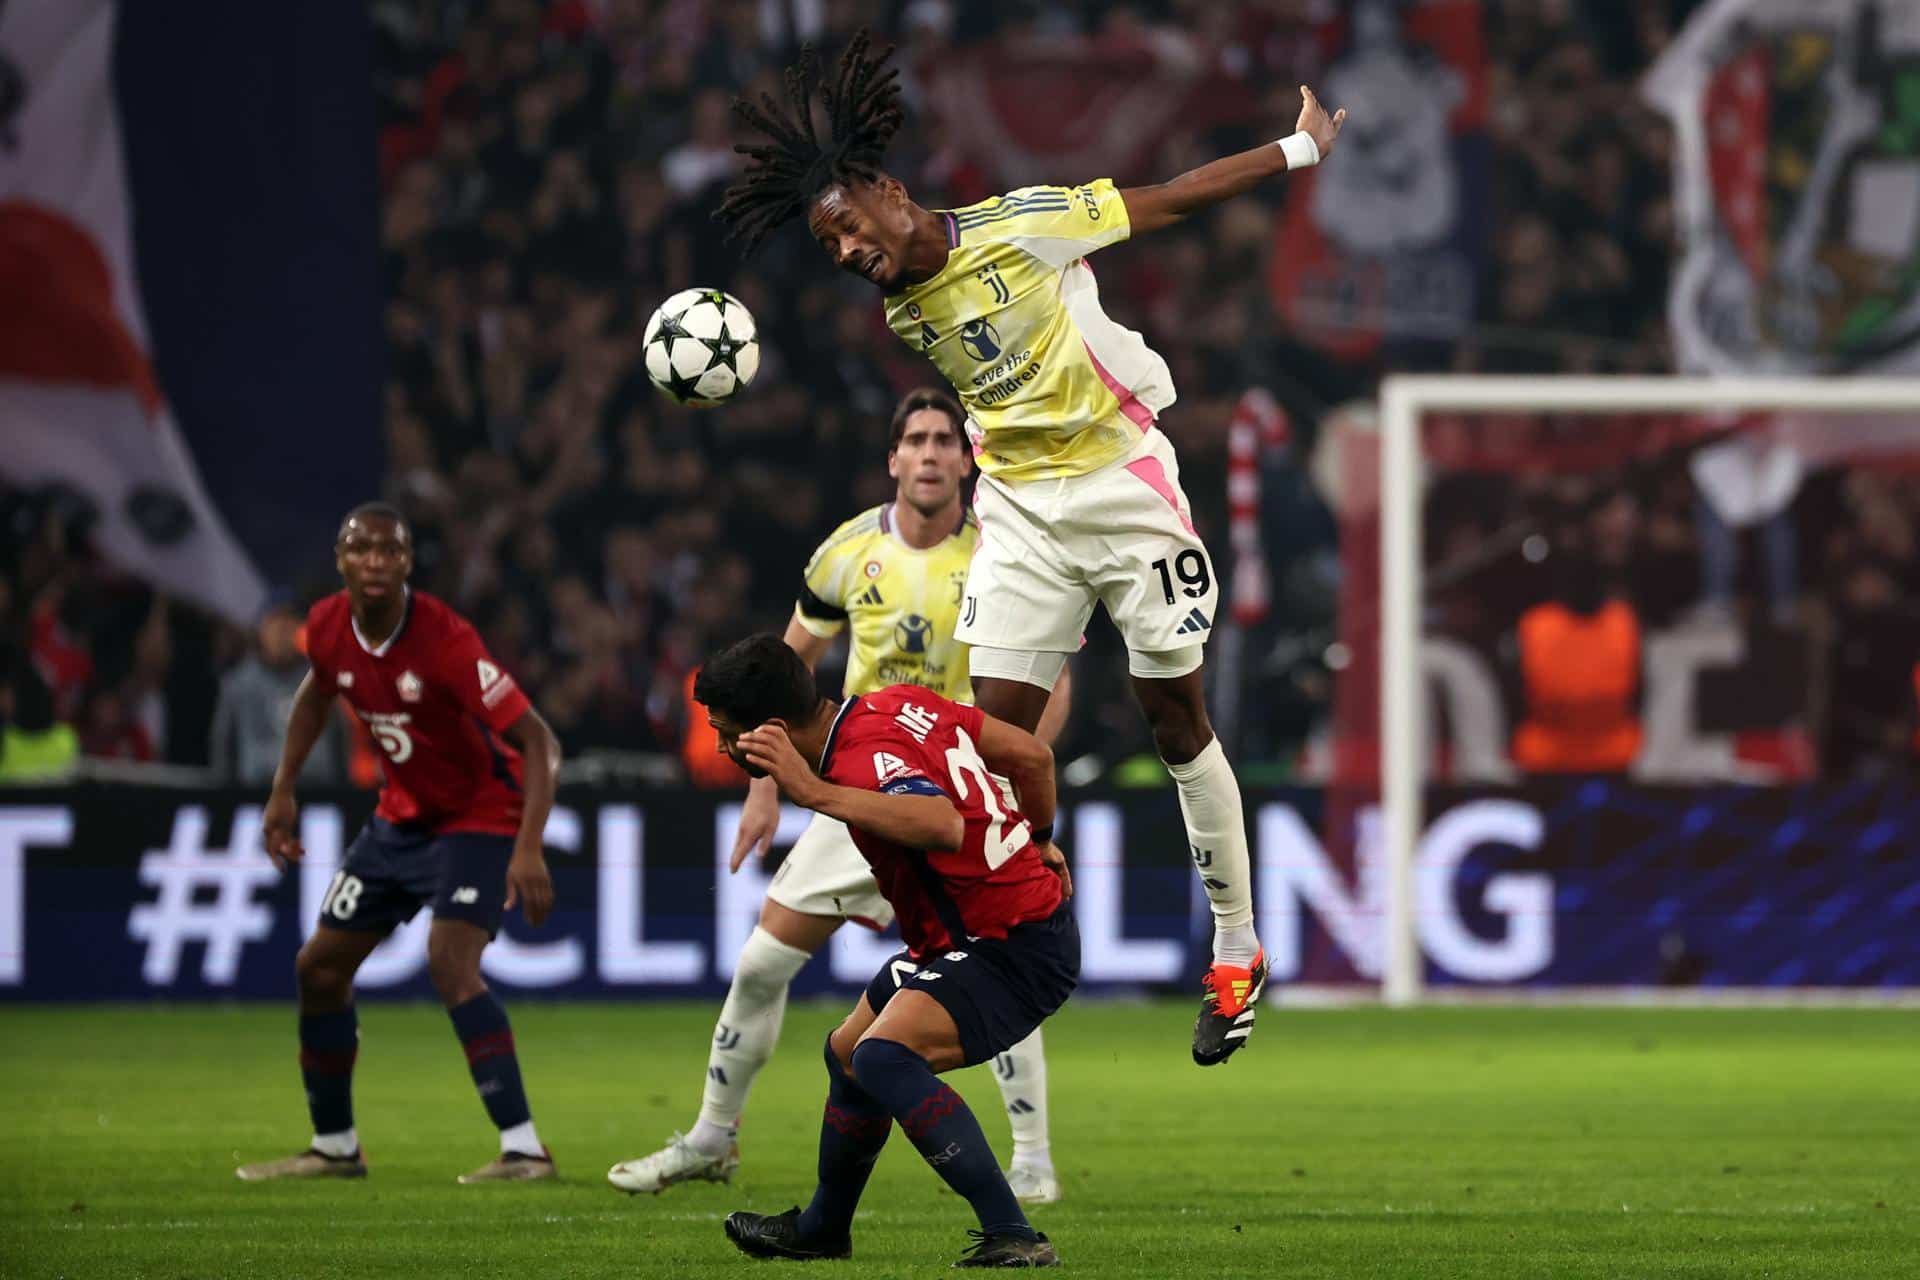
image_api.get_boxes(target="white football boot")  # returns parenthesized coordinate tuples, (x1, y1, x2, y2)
(607, 1132, 740, 1194)
(1004, 1164, 1061, 1204)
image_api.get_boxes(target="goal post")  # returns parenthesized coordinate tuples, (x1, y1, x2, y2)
(1377, 375, 1920, 1007)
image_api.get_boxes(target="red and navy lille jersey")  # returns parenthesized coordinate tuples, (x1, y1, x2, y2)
(304, 590, 531, 836)
(820, 685, 1062, 957)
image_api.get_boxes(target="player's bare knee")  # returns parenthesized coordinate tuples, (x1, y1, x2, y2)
(1135, 676, 1212, 765)
(426, 940, 484, 1005)
(1142, 700, 1208, 764)
(295, 942, 352, 1005)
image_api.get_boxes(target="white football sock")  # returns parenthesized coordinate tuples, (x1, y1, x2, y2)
(498, 1119, 543, 1157)
(691, 926, 812, 1156)
(311, 1128, 358, 1158)
(993, 1027, 1052, 1170)
(1165, 737, 1259, 965)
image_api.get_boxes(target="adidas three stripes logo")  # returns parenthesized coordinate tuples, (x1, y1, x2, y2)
(1175, 607, 1211, 636)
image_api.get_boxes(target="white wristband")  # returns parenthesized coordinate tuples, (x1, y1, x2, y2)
(1277, 131, 1320, 170)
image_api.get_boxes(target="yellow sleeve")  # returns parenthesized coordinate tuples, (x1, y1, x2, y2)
(795, 535, 854, 638)
(954, 180, 1131, 268)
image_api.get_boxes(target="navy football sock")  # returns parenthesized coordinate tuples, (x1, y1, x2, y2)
(448, 991, 532, 1131)
(798, 1037, 893, 1242)
(850, 1039, 1033, 1238)
(299, 1007, 358, 1138)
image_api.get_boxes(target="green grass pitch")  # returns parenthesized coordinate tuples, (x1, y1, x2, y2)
(2, 1002, 1914, 1278)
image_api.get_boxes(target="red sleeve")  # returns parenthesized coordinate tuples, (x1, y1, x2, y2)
(442, 616, 531, 732)
(950, 700, 985, 743)
(830, 697, 943, 793)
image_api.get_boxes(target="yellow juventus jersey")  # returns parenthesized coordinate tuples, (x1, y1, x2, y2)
(883, 179, 1174, 483)
(792, 503, 977, 703)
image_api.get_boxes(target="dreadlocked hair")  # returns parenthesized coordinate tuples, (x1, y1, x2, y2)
(715, 28, 904, 254)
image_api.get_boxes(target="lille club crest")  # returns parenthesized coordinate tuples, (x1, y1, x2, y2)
(397, 671, 423, 702)
(1645, 0, 1920, 373)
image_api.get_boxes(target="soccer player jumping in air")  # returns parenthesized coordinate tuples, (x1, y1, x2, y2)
(236, 504, 563, 1184)
(695, 633, 1076, 1268)
(716, 31, 1346, 1064)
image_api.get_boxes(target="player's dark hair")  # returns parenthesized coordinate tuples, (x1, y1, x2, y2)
(337, 501, 410, 544)
(714, 28, 904, 254)
(888, 387, 965, 450)
(694, 633, 822, 728)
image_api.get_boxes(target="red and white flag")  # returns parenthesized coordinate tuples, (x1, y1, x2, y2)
(0, 0, 265, 623)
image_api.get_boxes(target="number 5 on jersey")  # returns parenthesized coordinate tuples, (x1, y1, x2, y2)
(370, 722, 413, 762)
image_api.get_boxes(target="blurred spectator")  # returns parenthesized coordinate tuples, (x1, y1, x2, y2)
(212, 598, 348, 785)
(0, 668, 79, 783)
(1511, 552, 1644, 774)
(76, 685, 155, 763)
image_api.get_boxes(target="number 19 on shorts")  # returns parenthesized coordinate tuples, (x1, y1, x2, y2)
(1151, 551, 1210, 605)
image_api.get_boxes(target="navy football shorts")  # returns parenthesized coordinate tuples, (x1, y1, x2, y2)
(316, 817, 515, 938)
(864, 902, 1080, 1066)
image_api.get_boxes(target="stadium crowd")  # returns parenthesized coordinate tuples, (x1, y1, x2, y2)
(6, 0, 1915, 786)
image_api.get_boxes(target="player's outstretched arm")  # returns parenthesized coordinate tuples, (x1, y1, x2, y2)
(1119, 86, 1346, 235)
(739, 723, 966, 851)
(263, 670, 337, 866)
(500, 708, 561, 926)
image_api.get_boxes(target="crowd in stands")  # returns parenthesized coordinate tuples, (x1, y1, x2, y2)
(5, 0, 1915, 786)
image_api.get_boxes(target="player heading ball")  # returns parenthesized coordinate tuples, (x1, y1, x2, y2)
(718, 30, 1346, 1064)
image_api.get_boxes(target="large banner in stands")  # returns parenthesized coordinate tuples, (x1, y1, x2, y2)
(1269, 0, 1491, 359)
(1644, 0, 1920, 374)
(0, 782, 1914, 1000)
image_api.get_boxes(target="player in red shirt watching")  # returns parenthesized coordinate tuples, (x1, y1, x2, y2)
(236, 503, 563, 1185)
(694, 633, 1076, 1269)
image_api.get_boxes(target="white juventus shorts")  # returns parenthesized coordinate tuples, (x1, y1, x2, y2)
(956, 427, 1218, 656)
(763, 812, 894, 930)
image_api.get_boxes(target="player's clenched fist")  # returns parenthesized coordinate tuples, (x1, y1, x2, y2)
(262, 788, 304, 867)
(1296, 85, 1347, 159)
(1035, 841, 1072, 900)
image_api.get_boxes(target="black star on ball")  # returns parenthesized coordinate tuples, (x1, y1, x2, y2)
(701, 319, 747, 375)
(662, 363, 707, 403)
(652, 308, 694, 359)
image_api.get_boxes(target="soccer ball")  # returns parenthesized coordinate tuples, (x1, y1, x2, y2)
(643, 288, 760, 407)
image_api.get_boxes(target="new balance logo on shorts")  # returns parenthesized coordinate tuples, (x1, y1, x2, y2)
(450, 886, 480, 905)
(1175, 607, 1212, 636)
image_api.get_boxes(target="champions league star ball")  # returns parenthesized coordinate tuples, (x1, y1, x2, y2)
(643, 288, 760, 407)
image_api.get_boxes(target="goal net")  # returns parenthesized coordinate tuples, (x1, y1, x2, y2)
(1354, 376, 1920, 1005)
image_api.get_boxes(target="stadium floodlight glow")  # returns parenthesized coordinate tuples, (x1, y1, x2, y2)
(1377, 375, 1920, 1008)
